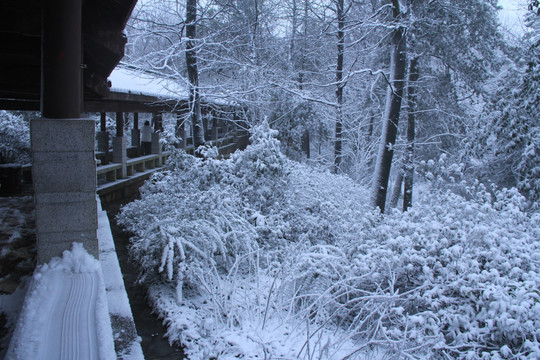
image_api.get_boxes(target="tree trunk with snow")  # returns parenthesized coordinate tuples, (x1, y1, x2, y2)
(186, 0, 205, 149)
(403, 57, 419, 211)
(389, 170, 403, 209)
(371, 0, 407, 212)
(334, 0, 345, 173)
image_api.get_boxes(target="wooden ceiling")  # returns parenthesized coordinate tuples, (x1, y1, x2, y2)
(0, 0, 138, 104)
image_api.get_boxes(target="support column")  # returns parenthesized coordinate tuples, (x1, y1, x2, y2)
(176, 113, 186, 149)
(151, 113, 162, 167)
(33, 0, 98, 263)
(131, 112, 140, 152)
(113, 112, 127, 178)
(97, 112, 109, 154)
(151, 113, 162, 156)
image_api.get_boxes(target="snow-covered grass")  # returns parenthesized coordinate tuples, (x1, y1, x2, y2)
(118, 121, 540, 360)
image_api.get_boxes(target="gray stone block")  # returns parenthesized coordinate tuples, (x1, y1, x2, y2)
(37, 230, 98, 264)
(35, 196, 97, 233)
(97, 131, 109, 152)
(131, 129, 140, 148)
(31, 118, 95, 152)
(112, 136, 127, 178)
(151, 133, 161, 155)
(34, 191, 96, 204)
(32, 152, 96, 193)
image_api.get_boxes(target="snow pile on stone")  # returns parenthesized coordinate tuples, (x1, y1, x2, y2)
(7, 243, 116, 360)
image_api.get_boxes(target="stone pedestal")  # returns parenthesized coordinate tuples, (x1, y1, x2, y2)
(151, 133, 162, 166)
(112, 136, 127, 179)
(131, 128, 141, 148)
(31, 118, 98, 263)
(96, 131, 109, 153)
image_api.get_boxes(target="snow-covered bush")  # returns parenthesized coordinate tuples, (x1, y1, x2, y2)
(290, 185, 540, 359)
(0, 111, 30, 164)
(118, 120, 539, 359)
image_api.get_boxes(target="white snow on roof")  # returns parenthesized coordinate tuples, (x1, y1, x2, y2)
(108, 66, 189, 100)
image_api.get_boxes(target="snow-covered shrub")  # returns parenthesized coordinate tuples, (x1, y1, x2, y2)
(0, 111, 30, 164)
(118, 119, 539, 359)
(118, 149, 258, 302)
(118, 121, 371, 358)
(290, 184, 540, 359)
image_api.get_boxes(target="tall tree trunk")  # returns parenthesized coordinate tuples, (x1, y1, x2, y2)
(290, 0, 297, 64)
(186, 0, 205, 149)
(371, 0, 407, 212)
(301, 0, 310, 158)
(389, 170, 403, 209)
(334, 0, 345, 173)
(403, 57, 419, 211)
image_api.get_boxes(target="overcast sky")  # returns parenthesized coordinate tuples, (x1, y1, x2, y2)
(499, 0, 528, 34)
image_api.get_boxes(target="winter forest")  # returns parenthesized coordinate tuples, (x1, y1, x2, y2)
(1, 0, 540, 359)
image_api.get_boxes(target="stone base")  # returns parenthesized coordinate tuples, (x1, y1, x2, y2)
(151, 133, 161, 155)
(97, 131, 109, 153)
(112, 136, 127, 179)
(31, 118, 98, 263)
(131, 129, 140, 149)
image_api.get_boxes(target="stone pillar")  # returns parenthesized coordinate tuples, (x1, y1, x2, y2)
(112, 136, 127, 178)
(96, 131, 109, 153)
(151, 113, 162, 164)
(113, 112, 127, 178)
(96, 113, 109, 163)
(32, 0, 98, 264)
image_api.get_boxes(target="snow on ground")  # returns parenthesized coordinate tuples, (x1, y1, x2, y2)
(97, 199, 144, 360)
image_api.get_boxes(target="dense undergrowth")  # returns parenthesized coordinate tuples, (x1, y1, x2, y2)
(118, 122, 540, 360)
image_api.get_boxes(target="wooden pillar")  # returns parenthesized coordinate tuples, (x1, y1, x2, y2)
(116, 111, 123, 137)
(33, 0, 98, 263)
(100, 112, 106, 132)
(133, 113, 139, 129)
(131, 113, 141, 150)
(41, 0, 82, 118)
(97, 112, 109, 154)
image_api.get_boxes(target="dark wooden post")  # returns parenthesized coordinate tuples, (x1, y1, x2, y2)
(34, 0, 98, 262)
(116, 112, 123, 137)
(41, 0, 82, 118)
(131, 112, 140, 152)
(133, 113, 139, 129)
(100, 112, 106, 132)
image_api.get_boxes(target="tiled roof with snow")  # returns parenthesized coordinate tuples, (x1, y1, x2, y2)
(108, 65, 189, 100)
